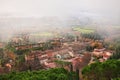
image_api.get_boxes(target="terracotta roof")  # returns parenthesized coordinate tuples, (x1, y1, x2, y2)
(44, 62, 56, 68)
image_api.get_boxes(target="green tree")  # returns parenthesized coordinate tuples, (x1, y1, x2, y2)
(82, 60, 120, 80)
(0, 68, 74, 80)
(110, 43, 120, 59)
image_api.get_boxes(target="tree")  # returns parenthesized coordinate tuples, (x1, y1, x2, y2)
(110, 43, 120, 59)
(82, 60, 120, 80)
(0, 48, 4, 58)
(57, 73, 68, 80)
(0, 68, 72, 80)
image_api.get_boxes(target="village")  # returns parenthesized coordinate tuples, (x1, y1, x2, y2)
(0, 0, 120, 79)
(0, 29, 114, 74)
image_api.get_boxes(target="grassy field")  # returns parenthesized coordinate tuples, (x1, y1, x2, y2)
(29, 32, 62, 39)
(72, 27, 95, 33)
(30, 32, 54, 37)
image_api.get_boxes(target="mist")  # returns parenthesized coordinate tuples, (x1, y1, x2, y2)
(0, 0, 120, 42)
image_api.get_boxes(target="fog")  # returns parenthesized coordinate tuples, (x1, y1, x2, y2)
(0, 0, 120, 41)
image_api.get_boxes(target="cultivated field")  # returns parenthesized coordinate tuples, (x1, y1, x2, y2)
(72, 27, 95, 33)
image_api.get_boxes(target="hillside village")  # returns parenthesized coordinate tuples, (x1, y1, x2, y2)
(0, 27, 116, 75)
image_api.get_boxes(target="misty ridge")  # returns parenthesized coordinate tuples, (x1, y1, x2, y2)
(0, 16, 120, 42)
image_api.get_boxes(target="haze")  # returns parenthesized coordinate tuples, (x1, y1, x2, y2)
(0, 0, 120, 41)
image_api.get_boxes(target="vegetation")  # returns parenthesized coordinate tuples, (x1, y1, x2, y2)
(110, 41, 120, 59)
(30, 32, 54, 37)
(32, 41, 54, 51)
(0, 48, 4, 58)
(112, 78, 120, 80)
(54, 60, 71, 68)
(110, 50, 120, 60)
(82, 60, 120, 80)
(5, 43, 16, 53)
(63, 33, 75, 42)
(0, 68, 75, 80)
(85, 45, 94, 51)
(72, 27, 94, 33)
(16, 49, 30, 55)
(81, 32, 104, 40)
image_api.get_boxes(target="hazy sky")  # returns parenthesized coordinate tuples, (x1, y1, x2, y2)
(0, 0, 120, 41)
(0, 0, 120, 19)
